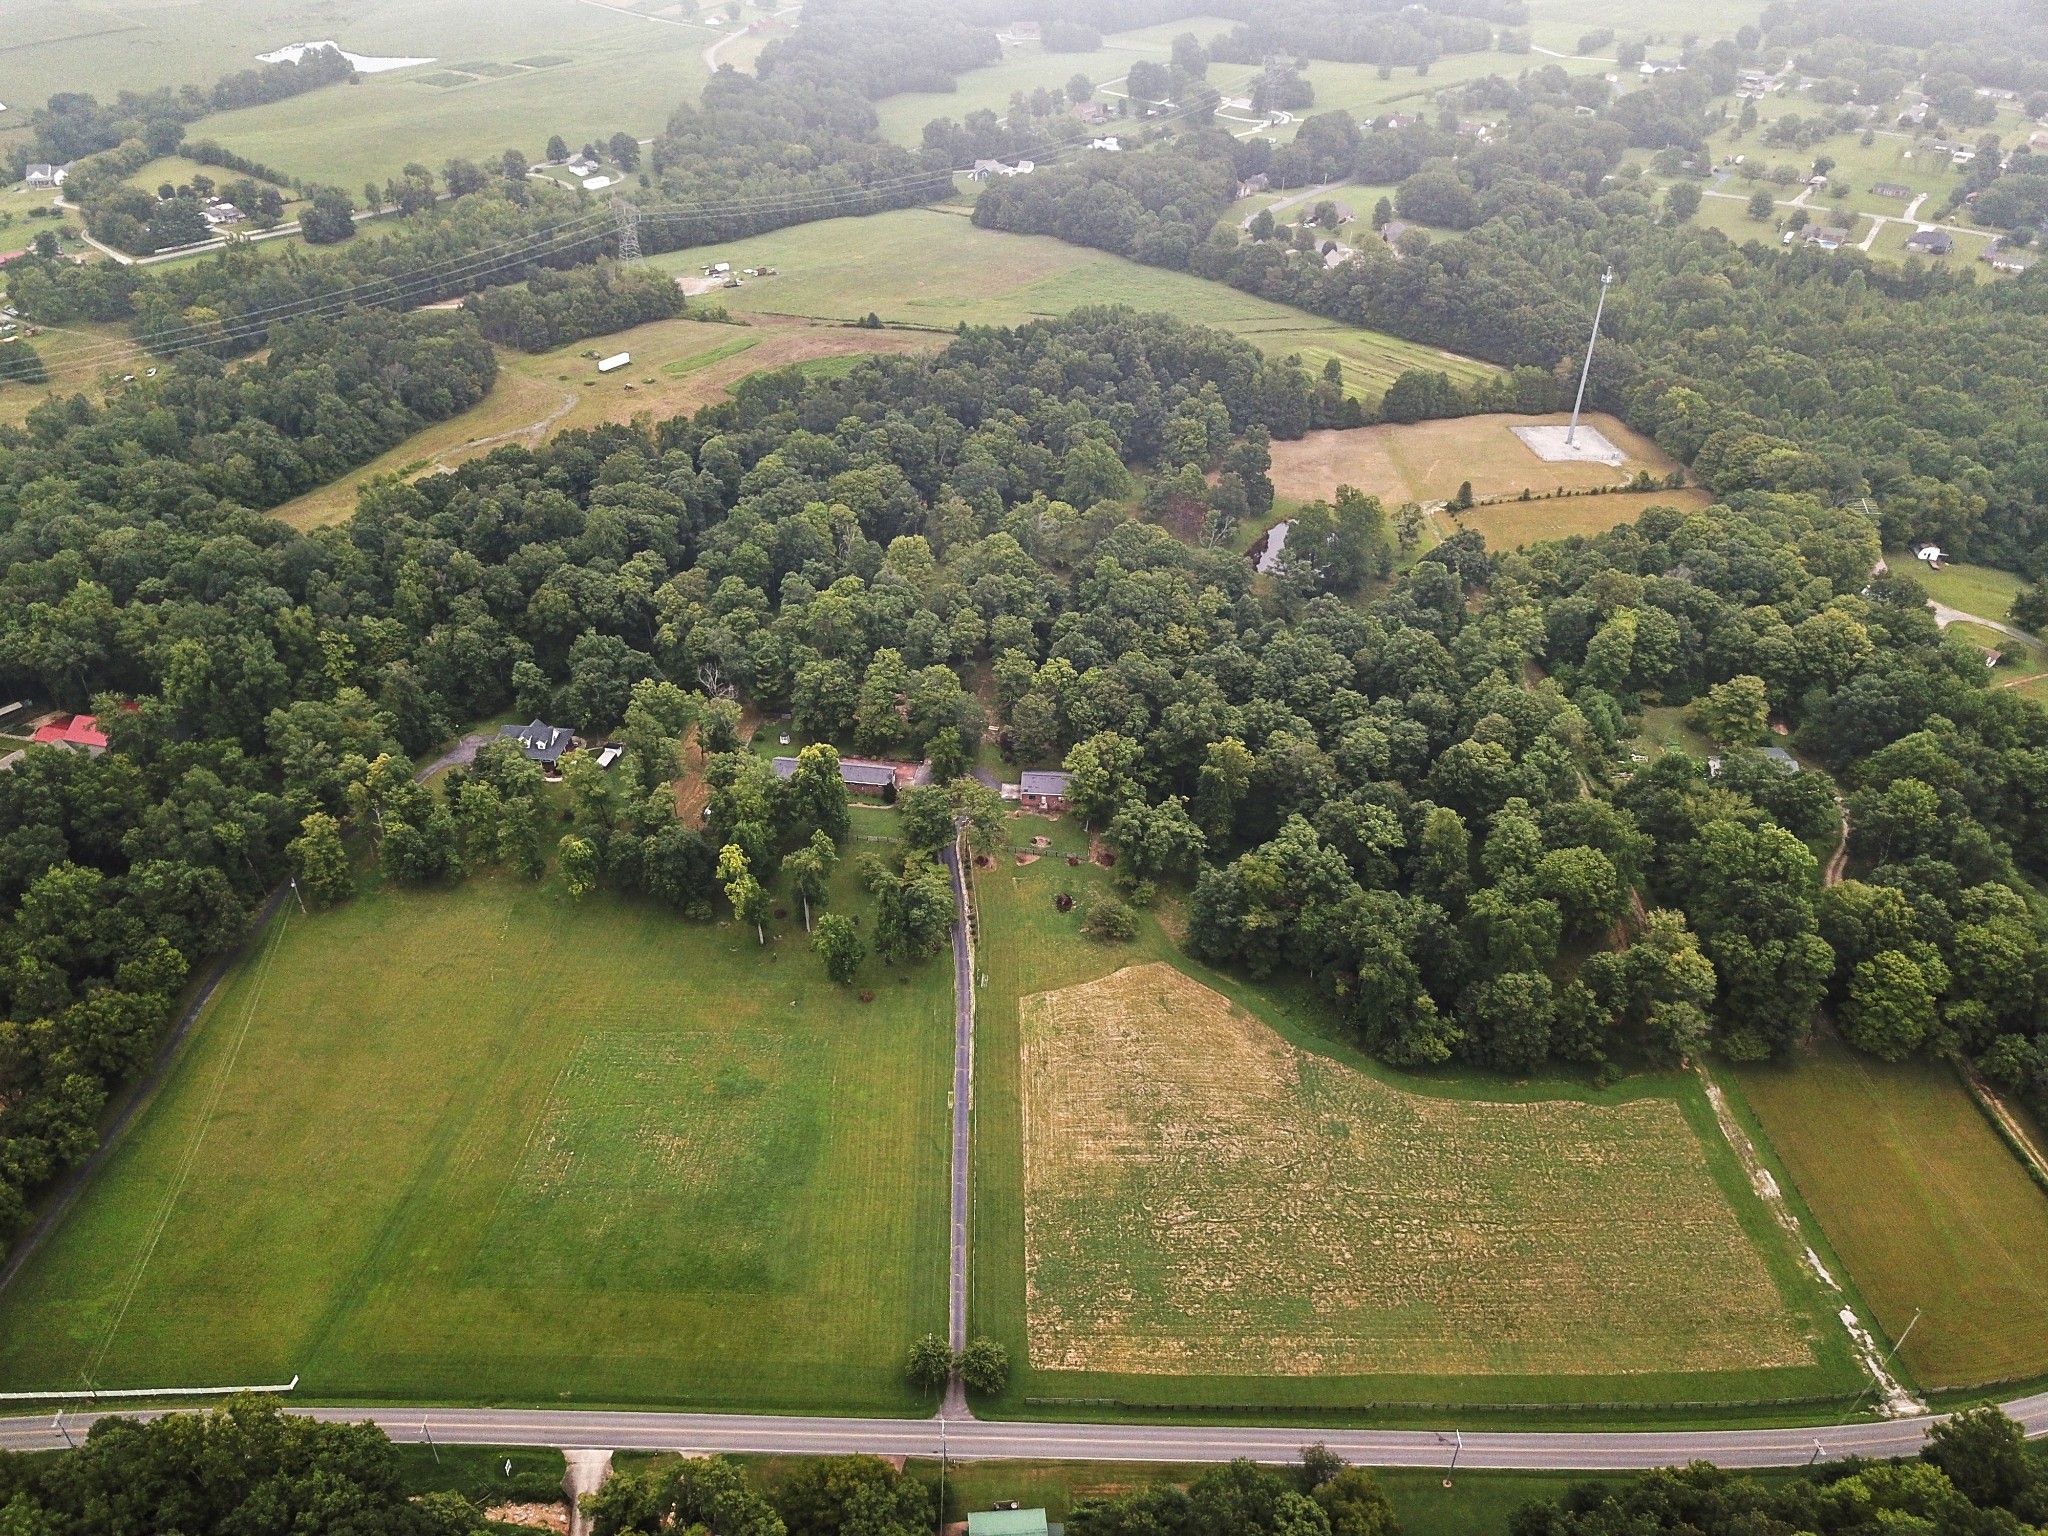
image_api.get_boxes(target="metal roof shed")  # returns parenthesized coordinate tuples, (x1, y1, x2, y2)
(968, 1512, 1050, 1536)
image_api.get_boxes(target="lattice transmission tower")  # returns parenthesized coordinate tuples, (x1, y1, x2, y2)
(614, 197, 641, 262)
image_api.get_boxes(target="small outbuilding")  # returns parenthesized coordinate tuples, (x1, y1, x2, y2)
(598, 352, 631, 373)
(501, 719, 575, 768)
(1020, 770, 1072, 813)
(968, 1511, 1051, 1536)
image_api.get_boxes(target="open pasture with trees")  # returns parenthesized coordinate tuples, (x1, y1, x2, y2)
(1020, 961, 1818, 1380)
(0, 868, 951, 1409)
(270, 314, 949, 530)
(1738, 1038, 2048, 1389)
(645, 211, 1491, 403)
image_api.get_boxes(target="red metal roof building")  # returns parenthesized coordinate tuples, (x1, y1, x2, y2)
(30, 714, 109, 753)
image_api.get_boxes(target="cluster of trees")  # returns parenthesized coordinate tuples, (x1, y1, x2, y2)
(2, 308, 493, 510)
(463, 261, 687, 351)
(0, 1395, 493, 1536)
(905, 1331, 1010, 1394)
(6, 180, 623, 350)
(4, 46, 355, 177)
(1205, 0, 1500, 70)
(757, 0, 1001, 99)
(589, 1452, 934, 1536)
(637, 0, 987, 242)
(1062, 1447, 1399, 1536)
(1513, 1406, 2048, 1536)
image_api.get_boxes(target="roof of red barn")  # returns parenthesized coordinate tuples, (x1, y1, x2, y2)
(31, 714, 109, 748)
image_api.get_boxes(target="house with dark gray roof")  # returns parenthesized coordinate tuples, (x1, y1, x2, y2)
(501, 719, 575, 769)
(772, 754, 904, 796)
(1020, 770, 1072, 812)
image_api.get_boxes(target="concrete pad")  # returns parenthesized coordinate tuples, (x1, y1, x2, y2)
(563, 1449, 613, 1536)
(1513, 423, 1625, 466)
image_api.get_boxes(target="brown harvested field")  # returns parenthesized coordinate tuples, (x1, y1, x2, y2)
(272, 313, 944, 529)
(1450, 488, 1716, 550)
(1269, 412, 1689, 513)
(1019, 962, 1814, 1378)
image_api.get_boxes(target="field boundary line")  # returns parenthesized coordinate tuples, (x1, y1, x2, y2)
(87, 908, 293, 1381)
(1957, 1063, 2048, 1199)
(0, 885, 291, 1303)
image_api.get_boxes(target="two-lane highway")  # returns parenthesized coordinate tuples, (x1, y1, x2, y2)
(1, 1395, 2045, 1469)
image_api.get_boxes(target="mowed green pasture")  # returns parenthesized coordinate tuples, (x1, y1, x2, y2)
(0, 863, 951, 1409)
(646, 210, 1496, 401)
(1889, 552, 2028, 623)
(203, 31, 706, 194)
(1739, 1038, 2048, 1389)
(1, 0, 709, 196)
(967, 816, 1856, 1415)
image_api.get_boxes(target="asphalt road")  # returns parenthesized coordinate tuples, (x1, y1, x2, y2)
(3, 1395, 2046, 1469)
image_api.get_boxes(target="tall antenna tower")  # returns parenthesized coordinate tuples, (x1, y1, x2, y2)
(613, 197, 641, 263)
(1565, 266, 1614, 446)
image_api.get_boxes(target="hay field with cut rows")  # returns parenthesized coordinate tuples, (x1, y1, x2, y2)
(1020, 962, 1815, 1379)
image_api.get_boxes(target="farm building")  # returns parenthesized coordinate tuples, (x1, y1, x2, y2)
(1020, 770, 1072, 813)
(598, 352, 631, 373)
(1905, 228, 1954, 255)
(967, 1511, 1051, 1536)
(1872, 181, 1913, 199)
(24, 165, 65, 189)
(501, 719, 576, 768)
(771, 755, 904, 797)
(29, 714, 108, 754)
(1074, 100, 1108, 124)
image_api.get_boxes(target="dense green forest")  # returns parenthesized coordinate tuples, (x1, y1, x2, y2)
(6, 302, 2048, 1256)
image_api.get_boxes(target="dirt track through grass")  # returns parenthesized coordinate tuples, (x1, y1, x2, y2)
(1020, 963, 1813, 1378)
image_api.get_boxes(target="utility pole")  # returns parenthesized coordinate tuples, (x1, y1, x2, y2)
(1565, 267, 1614, 446)
(614, 197, 641, 263)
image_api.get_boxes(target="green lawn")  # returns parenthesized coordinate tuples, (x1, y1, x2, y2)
(645, 209, 1497, 401)
(184, 1, 706, 195)
(1890, 552, 2027, 623)
(1739, 1038, 2048, 1389)
(0, 856, 951, 1410)
(966, 817, 1857, 1417)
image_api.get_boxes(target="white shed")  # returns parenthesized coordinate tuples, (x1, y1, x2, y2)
(598, 352, 631, 373)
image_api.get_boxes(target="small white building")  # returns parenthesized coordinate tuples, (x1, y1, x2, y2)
(598, 352, 631, 373)
(24, 164, 65, 189)
(1914, 543, 1945, 567)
